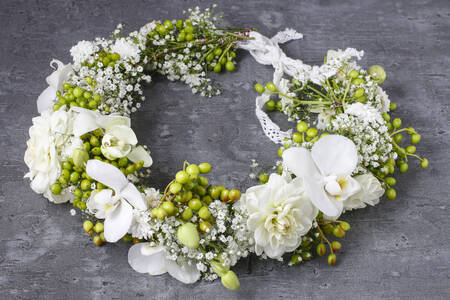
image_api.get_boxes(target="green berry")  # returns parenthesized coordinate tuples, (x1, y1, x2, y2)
(62, 161, 73, 170)
(306, 128, 318, 138)
(186, 164, 200, 178)
(229, 189, 241, 201)
(368, 65, 387, 84)
(163, 19, 173, 30)
(394, 134, 403, 143)
(349, 70, 359, 79)
(155, 207, 167, 219)
(118, 157, 128, 167)
(292, 132, 303, 144)
(83, 220, 93, 232)
(94, 222, 104, 233)
(199, 221, 212, 233)
(125, 165, 135, 175)
(340, 221, 350, 231)
(220, 189, 230, 202)
(225, 61, 235, 71)
(198, 163, 212, 174)
(181, 208, 193, 220)
(382, 113, 391, 122)
(265, 100, 275, 111)
(254, 83, 265, 93)
(73, 87, 83, 98)
(316, 243, 326, 256)
(259, 173, 269, 183)
(93, 235, 103, 246)
(331, 241, 342, 252)
(420, 158, 429, 168)
(213, 63, 222, 73)
(81, 179, 91, 191)
(399, 163, 408, 173)
(198, 206, 211, 219)
(406, 145, 416, 154)
(188, 198, 202, 211)
(169, 182, 182, 194)
(265, 82, 277, 92)
(176, 170, 189, 184)
(214, 48, 222, 56)
(161, 201, 175, 215)
(411, 134, 421, 144)
(70, 172, 80, 183)
(50, 183, 62, 195)
(296, 121, 308, 133)
(392, 118, 402, 129)
(390, 102, 397, 111)
(354, 87, 365, 98)
(386, 188, 396, 200)
(333, 226, 346, 238)
(328, 253, 337, 266)
(352, 78, 364, 86)
(198, 176, 208, 186)
(385, 177, 396, 186)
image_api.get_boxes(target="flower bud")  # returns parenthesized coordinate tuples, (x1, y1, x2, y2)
(177, 222, 199, 249)
(369, 65, 386, 84)
(221, 270, 240, 290)
(73, 148, 89, 168)
(210, 260, 229, 277)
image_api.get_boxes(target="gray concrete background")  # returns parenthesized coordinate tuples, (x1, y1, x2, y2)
(1, 0, 449, 299)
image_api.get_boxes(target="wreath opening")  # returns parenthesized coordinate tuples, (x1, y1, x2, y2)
(24, 6, 428, 291)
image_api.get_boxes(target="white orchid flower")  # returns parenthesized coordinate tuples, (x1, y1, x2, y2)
(71, 107, 152, 167)
(282, 135, 361, 219)
(128, 243, 200, 284)
(37, 59, 72, 113)
(86, 160, 147, 242)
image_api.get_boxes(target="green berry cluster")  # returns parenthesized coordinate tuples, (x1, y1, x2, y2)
(151, 162, 241, 234)
(82, 220, 106, 246)
(53, 78, 103, 112)
(290, 213, 350, 267)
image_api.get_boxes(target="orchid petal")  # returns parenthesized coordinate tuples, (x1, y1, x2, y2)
(166, 259, 201, 284)
(37, 86, 57, 113)
(104, 200, 133, 242)
(338, 176, 361, 202)
(121, 183, 147, 211)
(127, 146, 153, 167)
(47, 59, 72, 90)
(282, 147, 342, 218)
(311, 135, 358, 178)
(107, 125, 138, 145)
(71, 108, 100, 137)
(86, 160, 128, 193)
(101, 144, 132, 159)
(128, 243, 167, 275)
(98, 114, 131, 129)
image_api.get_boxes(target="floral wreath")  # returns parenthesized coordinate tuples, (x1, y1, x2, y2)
(25, 7, 429, 290)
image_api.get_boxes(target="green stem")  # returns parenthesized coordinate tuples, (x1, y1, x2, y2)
(341, 80, 351, 110)
(306, 85, 330, 101)
(266, 91, 332, 105)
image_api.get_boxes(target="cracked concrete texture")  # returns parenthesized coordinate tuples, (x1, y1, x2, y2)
(1, 0, 449, 299)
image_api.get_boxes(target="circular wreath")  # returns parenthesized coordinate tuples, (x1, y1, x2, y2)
(24, 6, 428, 290)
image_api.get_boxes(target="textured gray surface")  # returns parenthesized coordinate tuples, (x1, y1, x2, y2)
(1, 0, 449, 299)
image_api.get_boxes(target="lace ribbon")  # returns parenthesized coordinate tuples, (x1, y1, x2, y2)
(239, 29, 310, 144)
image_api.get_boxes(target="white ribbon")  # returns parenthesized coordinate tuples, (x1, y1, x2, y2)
(239, 29, 311, 144)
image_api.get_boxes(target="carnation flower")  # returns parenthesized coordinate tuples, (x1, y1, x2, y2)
(110, 38, 140, 61)
(343, 173, 384, 211)
(70, 40, 96, 65)
(239, 173, 317, 259)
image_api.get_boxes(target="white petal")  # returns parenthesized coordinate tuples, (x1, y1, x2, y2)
(166, 259, 201, 284)
(128, 243, 167, 275)
(283, 147, 342, 218)
(71, 107, 100, 137)
(47, 59, 72, 90)
(311, 135, 358, 177)
(127, 146, 153, 167)
(121, 183, 147, 210)
(107, 125, 137, 145)
(86, 160, 128, 193)
(338, 176, 361, 202)
(104, 200, 133, 242)
(98, 114, 131, 129)
(37, 86, 57, 113)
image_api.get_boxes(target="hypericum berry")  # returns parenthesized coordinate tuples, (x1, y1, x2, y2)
(406, 145, 416, 154)
(411, 133, 421, 144)
(386, 188, 396, 200)
(254, 83, 265, 93)
(316, 243, 326, 256)
(181, 208, 193, 221)
(296, 121, 308, 133)
(198, 176, 208, 186)
(390, 102, 397, 111)
(198, 162, 212, 174)
(229, 189, 241, 202)
(259, 173, 269, 183)
(161, 201, 175, 215)
(188, 198, 202, 211)
(169, 182, 182, 194)
(354, 87, 365, 98)
(385, 177, 396, 186)
(349, 70, 359, 79)
(420, 158, 429, 168)
(225, 61, 235, 71)
(306, 127, 318, 138)
(198, 206, 211, 219)
(83, 220, 94, 232)
(199, 221, 212, 233)
(333, 226, 346, 238)
(292, 132, 303, 144)
(155, 207, 167, 219)
(340, 221, 351, 231)
(394, 134, 403, 143)
(93, 235, 103, 247)
(368, 65, 387, 84)
(50, 183, 62, 195)
(220, 189, 230, 202)
(265, 100, 275, 111)
(327, 253, 337, 266)
(399, 163, 408, 173)
(80, 179, 91, 191)
(94, 222, 104, 233)
(213, 63, 222, 73)
(331, 241, 342, 252)
(265, 82, 277, 92)
(392, 118, 402, 129)
(186, 164, 200, 178)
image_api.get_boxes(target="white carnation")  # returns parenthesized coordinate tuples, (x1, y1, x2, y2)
(343, 173, 384, 211)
